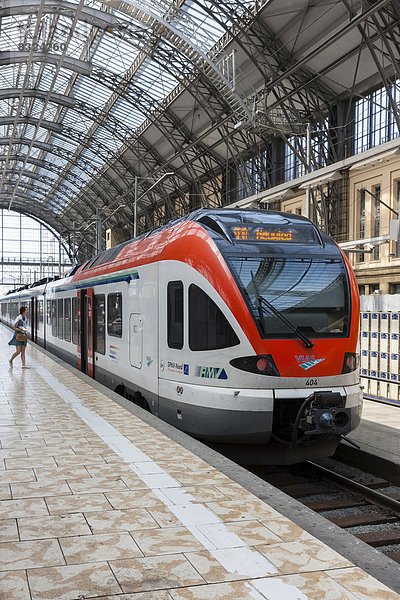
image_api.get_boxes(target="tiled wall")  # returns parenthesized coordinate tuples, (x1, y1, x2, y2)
(359, 311, 400, 400)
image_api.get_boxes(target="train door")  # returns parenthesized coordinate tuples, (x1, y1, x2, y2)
(129, 313, 143, 368)
(87, 288, 94, 378)
(158, 273, 184, 420)
(77, 289, 89, 374)
(30, 297, 38, 343)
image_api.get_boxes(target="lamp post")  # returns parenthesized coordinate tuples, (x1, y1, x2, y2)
(133, 172, 174, 238)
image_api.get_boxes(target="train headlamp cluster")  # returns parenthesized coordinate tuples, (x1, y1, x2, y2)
(230, 354, 279, 376)
(342, 352, 359, 373)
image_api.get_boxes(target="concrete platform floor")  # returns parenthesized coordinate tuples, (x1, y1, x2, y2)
(0, 323, 399, 600)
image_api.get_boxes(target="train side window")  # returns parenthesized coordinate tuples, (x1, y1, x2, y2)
(189, 284, 239, 351)
(94, 294, 105, 354)
(51, 300, 57, 336)
(72, 297, 77, 344)
(107, 293, 122, 337)
(46, 299, 51, 325)
(38, 300, 43, 324)
(167, 281, 183, 349)
(57, 298, 64, 339)
(64, 298, 71, 342)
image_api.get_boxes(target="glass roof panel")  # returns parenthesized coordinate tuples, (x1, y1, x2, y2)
(91, 32, 140, 75)
(73, 76, 113, 108)
(110, 98, 146, 130)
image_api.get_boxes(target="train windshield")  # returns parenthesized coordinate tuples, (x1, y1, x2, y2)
(228, 257, 349, 338)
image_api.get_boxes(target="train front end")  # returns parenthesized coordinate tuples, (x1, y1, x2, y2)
(197, 209, 362, 464)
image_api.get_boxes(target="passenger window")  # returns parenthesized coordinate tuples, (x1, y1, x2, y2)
(189, 284, 239, 351)
(51, 300, 57, 336)
(57, 298, 64, 339)
(64, 298, 71, 342)
(94, 294, 105, 354)
(38, 300, 43, 324)
(107, 293, 122, 337)
(168, 281, 183, 349)
(72, 297, 77, 344)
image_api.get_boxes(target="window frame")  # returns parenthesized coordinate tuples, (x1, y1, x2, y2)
(107, 292, 122, 338)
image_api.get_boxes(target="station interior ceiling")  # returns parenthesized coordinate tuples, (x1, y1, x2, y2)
(1, 0, 400, 262)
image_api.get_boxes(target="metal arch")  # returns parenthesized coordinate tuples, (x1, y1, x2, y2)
(0, 154, 109, 199)
(0, 137, 126, 197)
(0, 121, 130, 193)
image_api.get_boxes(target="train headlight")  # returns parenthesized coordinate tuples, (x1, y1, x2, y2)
(230, 354, 279, 376)
(342, 352, 359, 373)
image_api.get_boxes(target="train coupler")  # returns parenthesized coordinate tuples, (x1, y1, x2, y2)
(292, 391, 352, 444)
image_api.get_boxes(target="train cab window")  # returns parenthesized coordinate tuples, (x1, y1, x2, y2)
(72, 297, 77, 344)
(51, 300, 57, 336)
(64, 298, 71, 342)
(57, 298, 64, 339)
(107, 293, 122, 337)
(189, 284, 239, 351)
(168, 281, 183, 349)
(94, 294, 105, 354)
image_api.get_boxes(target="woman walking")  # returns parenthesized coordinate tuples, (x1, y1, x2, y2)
(8, 306, 30, 369)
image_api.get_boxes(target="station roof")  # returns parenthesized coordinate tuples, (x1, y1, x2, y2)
(0, 0, 399, 256)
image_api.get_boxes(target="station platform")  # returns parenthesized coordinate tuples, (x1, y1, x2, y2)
(1, 323, 400, 600)
(336, 398, 400, 482)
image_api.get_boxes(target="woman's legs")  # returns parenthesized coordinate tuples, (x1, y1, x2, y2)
(20, 345, 26, 366)
(10, 346, 22, 366)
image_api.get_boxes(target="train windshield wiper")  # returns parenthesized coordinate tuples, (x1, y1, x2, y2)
(250, 271, 314, 349)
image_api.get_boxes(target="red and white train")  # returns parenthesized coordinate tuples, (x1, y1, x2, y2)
(0, 209, 362, 463)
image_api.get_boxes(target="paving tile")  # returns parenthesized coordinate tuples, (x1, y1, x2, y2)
(11, 480, 71, 499)
(0, 469, 36, 484)
(132, 526, 205, 556)
(205, 498, 282, 522)
(60, 532, 143, 564)
(217, 520, 282, 546)
(0, 539, 65, 571)
(5, 456, 57, 469)
(0, 484, 11, 500)
(160, 485, 231, 505)
(109, 554, 205, 593)
(97, 593, 172, 600)
(257, 539, 353, 574)
(0, 570, 31, 600)
(105, 489, 165, 510)
(46, 492, 112, 514)
(169, 581, 265, 599)
(147, 505, 182, 528)
(0, 518, 19, 542)
(0, 497, 49, 518)
(67, 475, 130, 494)
(27, 562, 121, 600)
(34, 465, 90, 481)
(84, 508, 159, 534)
(18, 512, 91, 540)
(259, 516, 313, 542)
(327, 567, 400, 600)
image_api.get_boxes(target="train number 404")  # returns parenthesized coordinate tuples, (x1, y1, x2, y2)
(305, 379, 318, 386)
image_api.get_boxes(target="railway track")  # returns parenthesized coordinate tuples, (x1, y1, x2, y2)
(249, 458, 400, 564)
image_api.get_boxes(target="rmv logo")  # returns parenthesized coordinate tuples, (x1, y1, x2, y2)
(196, 366, 228, 379)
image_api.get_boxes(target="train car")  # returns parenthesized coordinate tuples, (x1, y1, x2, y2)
(0, 209, 362, 464)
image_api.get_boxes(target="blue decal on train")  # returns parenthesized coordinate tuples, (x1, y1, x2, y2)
(295, 355, 325, 370)
(195, 366, 227, 379)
